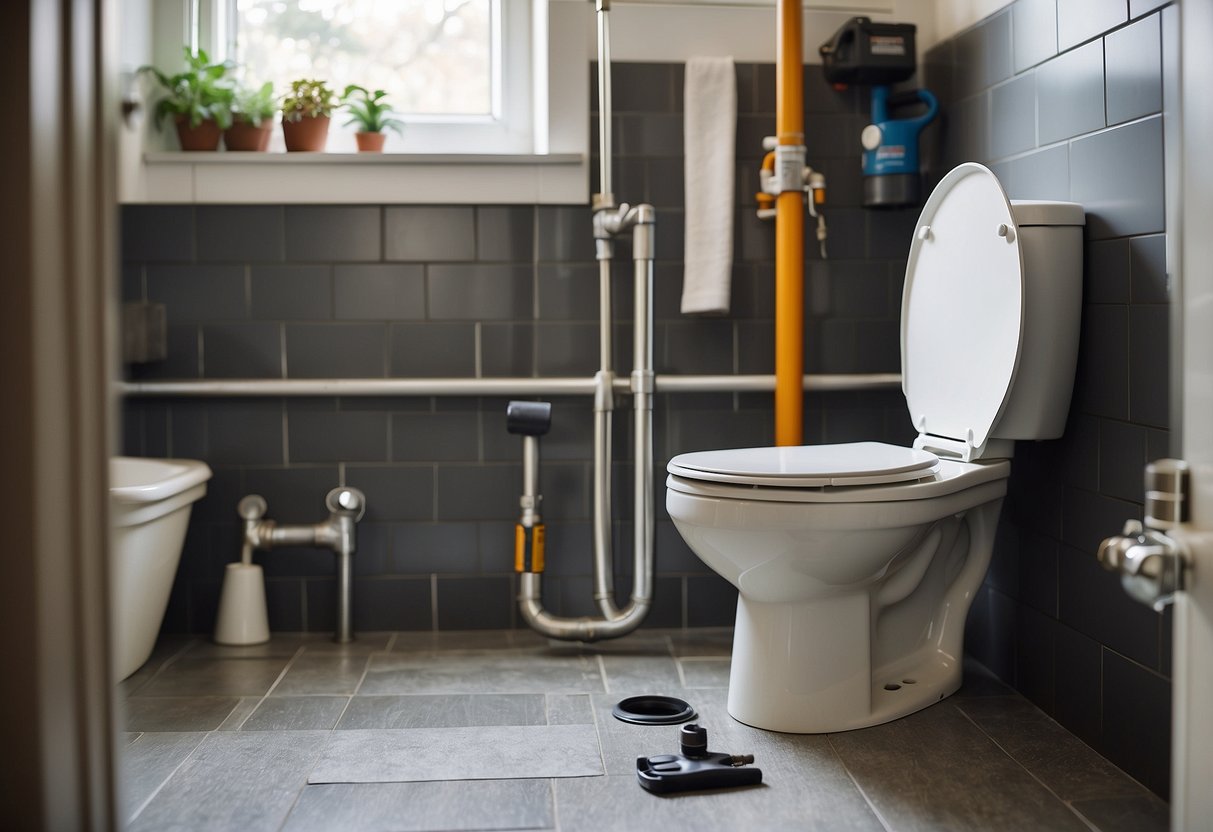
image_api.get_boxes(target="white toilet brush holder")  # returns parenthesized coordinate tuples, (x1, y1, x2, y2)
(214, 562, 270, 645)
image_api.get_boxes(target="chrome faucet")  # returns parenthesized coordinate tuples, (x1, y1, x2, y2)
(237, 487, 366, 642)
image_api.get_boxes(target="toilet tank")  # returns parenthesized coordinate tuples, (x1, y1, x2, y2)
(989, 201, 1084, 441)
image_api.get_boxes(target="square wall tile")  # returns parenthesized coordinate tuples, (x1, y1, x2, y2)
(1129, 234, 1167, 304)
(427, 265, 533, 321)
(202, 322, 281, 379)
(289, 410, 389, 463)
(480, 324, 534, 377)
(196, 205, 284, 262)
(285, 206, 381, 262)
(1058, 0, 1128, 51)
(1014, 0, 1059, 73)
(477, 206, 534, 262)
(286, 323, 387, 378)
(1037, 40, 1105, 145)
(1072, 114, 1164, 240)
(436, 577, 513, 629)
(1004, 145, 1070, 202)
(251, 265, 333, 320)
(147, 265, 247, 325)
(990, 74, 1036, 159)
(344, 466, 435, 522)
(1105, 13, 1162, 125)
(334, 264, 425, 321)
(384, 207, 475, 261)
(389, 323, 476, 377)
(122, 205, 193, 262)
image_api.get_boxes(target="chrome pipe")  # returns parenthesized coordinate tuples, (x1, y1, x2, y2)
(595, 0, 613, 205)
(120, 373, 902, 399)
(237, 487, 365, 643)
(518, 205, 658, 641)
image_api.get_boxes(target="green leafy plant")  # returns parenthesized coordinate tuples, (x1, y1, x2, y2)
(140, 47, 234, 129)
(282, 79, 339, 122)
(231, 81, 276, 126)
(341, 85, 404, 135)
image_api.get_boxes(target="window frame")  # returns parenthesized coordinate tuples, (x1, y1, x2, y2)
(125, 0, 590, 204)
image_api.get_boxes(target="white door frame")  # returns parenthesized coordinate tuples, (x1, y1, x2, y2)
(1171, 0, 1213, 828)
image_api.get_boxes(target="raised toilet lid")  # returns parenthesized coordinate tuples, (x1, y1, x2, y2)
(901, 163, 1025, 449)
(667, 442, 940, 488)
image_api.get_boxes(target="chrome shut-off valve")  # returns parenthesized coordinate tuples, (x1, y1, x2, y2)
(1097, 459, 1191, 611)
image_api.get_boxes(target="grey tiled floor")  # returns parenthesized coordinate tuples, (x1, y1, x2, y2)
(120, 629, 1169, 831)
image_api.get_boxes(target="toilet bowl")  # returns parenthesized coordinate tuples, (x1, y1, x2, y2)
(109, 456, 211, 680)
(666, 164, 1085, 733)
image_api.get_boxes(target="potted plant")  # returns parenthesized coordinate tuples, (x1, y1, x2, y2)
(225, 81, 276, 151)
(341, 85, 404, 152)
(281, 79, 338, 152)
(140, 48, 234, 151)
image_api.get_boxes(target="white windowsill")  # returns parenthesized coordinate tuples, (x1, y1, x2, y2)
(144, 152, 582, 165)
(136, 151, 588, 205)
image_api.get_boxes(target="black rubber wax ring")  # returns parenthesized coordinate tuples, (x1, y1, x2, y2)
(612, 695, 697, 725)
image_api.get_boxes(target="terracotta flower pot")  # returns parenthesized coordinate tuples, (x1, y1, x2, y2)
(174, 116, 222, 151)
(224, 118, 273, 151)
(355, 131, 387, 153)
(282, 115, 330, 152)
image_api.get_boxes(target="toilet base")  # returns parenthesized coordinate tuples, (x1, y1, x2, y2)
(725, 594, 964, 733)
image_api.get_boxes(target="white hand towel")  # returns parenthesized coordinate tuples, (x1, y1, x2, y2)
(682, 56, 736, 316)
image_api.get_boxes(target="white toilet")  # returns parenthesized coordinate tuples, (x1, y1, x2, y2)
(110, 456, 212, 680)
(666, 164, 1084, 733)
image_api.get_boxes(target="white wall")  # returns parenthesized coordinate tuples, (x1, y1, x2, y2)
(932, 0, 1011, 43)
(556, 0, 940, 64)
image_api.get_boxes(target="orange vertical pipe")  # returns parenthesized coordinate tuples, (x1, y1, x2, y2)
(775, 0, 804, 446)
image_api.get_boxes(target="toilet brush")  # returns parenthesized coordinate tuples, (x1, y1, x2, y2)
(214, 540, 270, 645)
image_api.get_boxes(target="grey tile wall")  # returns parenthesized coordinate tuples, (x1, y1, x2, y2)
(123, 60, 913, 644)
(929, 0, 1174, 798)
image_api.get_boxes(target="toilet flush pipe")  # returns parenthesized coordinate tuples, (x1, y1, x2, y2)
(775, 0, 805, 446)
(518, 204, 656, 641)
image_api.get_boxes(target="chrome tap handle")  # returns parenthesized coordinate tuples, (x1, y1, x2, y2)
(325, 487, 366, 521)
(238, 494, 268, 521)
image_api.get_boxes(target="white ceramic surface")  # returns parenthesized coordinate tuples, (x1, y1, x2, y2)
(664, 168, 1084, 733)
(214, 563, 270, 646)
(110, 457, 211, 680)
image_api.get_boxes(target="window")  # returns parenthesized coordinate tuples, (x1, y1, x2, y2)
(220, 0, 534, 153)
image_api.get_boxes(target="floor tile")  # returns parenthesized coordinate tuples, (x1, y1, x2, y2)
(133, 657, 290, 697)
(124, 696, 242, 732)
(556, 744, 882, 832)
(271, 654, 370, 696)
(391, 629, 548, 654)
(1071, 794, 1169, 832)
(298, 632, 394, 655)
(243, 696, 350, 730)
(828, 703, 1090, 831)
(120, 732, 206, 824)
(679, 658, 731, 688)
(601, 655, 684, 695)
(309, 725, 603, 783)
(953, 658, 1016, 698)
(183, 633, 308, 659)
(280, 780, 554, 832)
(337, 694, 548, 729)
(667, 627, 734, 657)
(958, 695, 1149, 802)
(128, 731, 329, 832)
(546, 693, 595, 725)
(119, 635, 199, 697)
(215, 697, 261, 731)
(359, 652, 604, 695)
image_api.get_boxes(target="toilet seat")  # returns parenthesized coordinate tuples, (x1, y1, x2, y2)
(667, 442, 940, 488)
(901, 163, 1025, 459)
